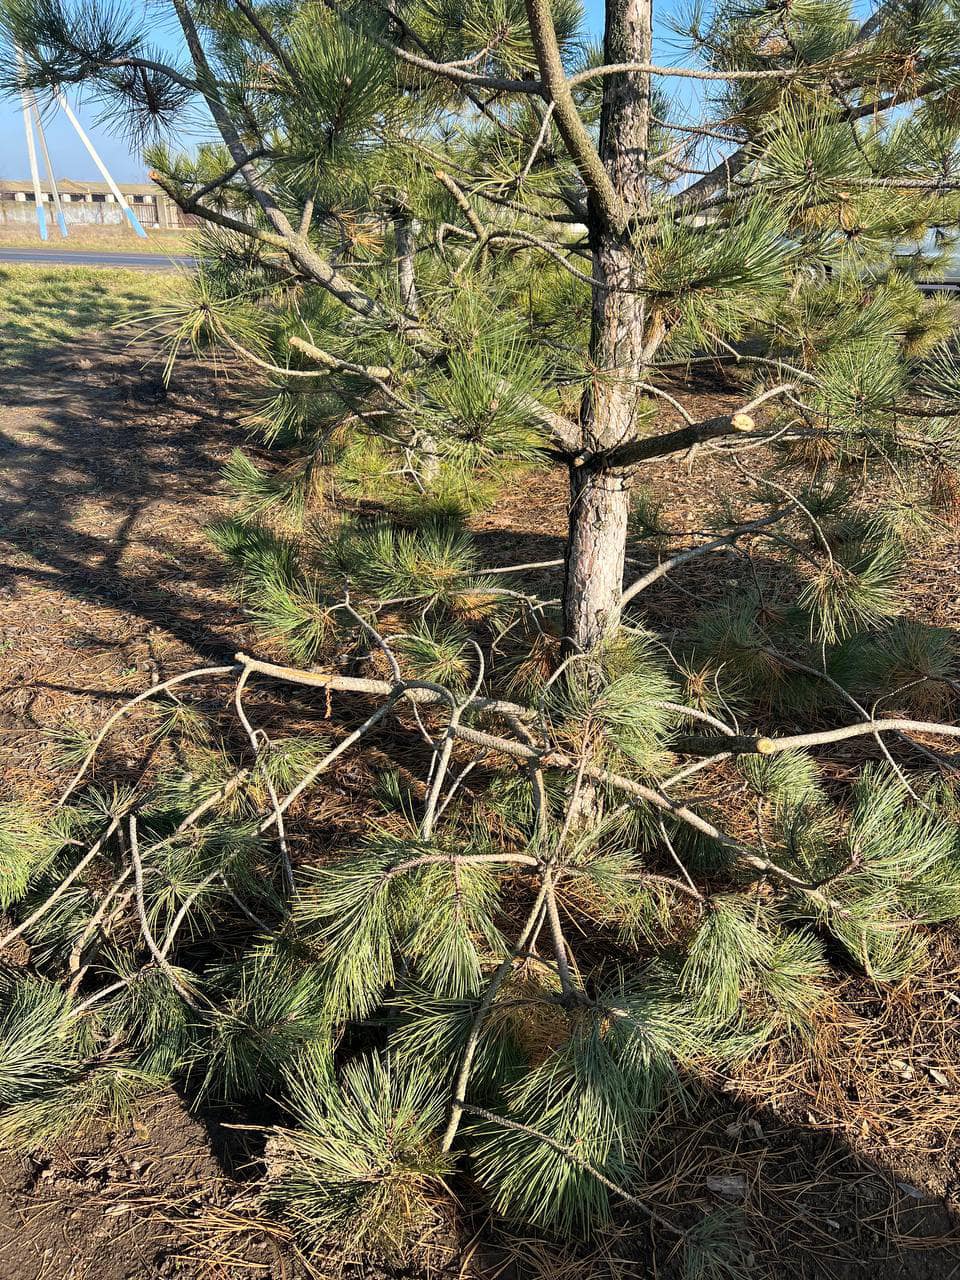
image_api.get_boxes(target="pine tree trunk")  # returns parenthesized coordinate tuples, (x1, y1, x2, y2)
(394, 205, 440, 485)
(561, 0, 652, 655)
(562, 233, 646, 651)
(395, 210, 420, 317)
(563, 465, 631, 652)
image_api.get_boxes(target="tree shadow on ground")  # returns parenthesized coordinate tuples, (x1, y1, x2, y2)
(0, 328, 249, 671)
(1, 329, 957, 1278)
(0, 266, 175, 368)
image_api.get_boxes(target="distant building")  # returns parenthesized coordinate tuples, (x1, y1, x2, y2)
(0, 177, 188, 229)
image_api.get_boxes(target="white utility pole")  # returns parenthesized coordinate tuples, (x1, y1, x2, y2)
(30, 97, 68, 237)
(16, 48, 47, 240)
(14, 41, 149, 241)
(54, 90, 148, 238)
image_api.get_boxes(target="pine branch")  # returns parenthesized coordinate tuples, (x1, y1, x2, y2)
(524, 0, 627, 229)
(101, 55, 200, 94)
(234, 649, 845, 911)
(170, 0, 418, 330)
(459, 1103, 684, 1236)
(672, 61, 939, 213)
(178, 148, 274, 211)
(585, 385, 796, 469)
(229, 0, 298, 80)
(322, 0, 542, 94)
(128, 817, 205, 1012)
(151, 172, 392, 321)
(0, 814, 122, 954)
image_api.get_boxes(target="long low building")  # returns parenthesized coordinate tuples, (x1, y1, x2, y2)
(0, 177, 186, 229)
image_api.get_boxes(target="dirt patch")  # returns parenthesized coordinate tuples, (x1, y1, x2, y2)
(0, 1092, 289, 1280)
(0, 331, 258, 799)
(0, 334, 275, 1278)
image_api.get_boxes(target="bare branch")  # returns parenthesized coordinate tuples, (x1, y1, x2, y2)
(434, 169, 487, 240)
(746, 720, 960, 756)
(241, 653, 841, 910)
(621, 506, 791, 606)
(588, 383, 796, 469)
(440, 876, 553, 1152)
(568, 60, 807, 85)
(235, 665, 295, 895)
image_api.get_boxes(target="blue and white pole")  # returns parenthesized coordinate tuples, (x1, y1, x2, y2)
(55, 90, 148, 238)
(30, 98, 68, 238)
(16, 49, 47, 240)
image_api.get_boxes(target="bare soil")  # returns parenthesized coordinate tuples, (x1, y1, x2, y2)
(0, 335, 269, 1280)
(0, 334, 252, 802)
(0, 339, 959, 1278)
(0, 1094, 288, 1280)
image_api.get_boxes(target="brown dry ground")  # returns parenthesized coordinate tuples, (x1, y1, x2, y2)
(0, 223, 194, 255)
(0, 332, 960, 1278)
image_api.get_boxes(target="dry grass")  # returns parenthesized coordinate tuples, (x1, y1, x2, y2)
(0, 221, 193, 255)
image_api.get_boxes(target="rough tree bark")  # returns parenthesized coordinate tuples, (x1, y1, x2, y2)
(561, 0, 654, 654)
(394, 203, 420, 317)
(393, 200, 440, 485)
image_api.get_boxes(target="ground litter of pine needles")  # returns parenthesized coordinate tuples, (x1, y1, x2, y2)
(1, 332, 959, 1278)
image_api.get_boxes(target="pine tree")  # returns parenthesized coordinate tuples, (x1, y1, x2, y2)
(3, 0, 960, 1270)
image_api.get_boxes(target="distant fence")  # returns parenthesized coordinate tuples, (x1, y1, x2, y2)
(0, 201, 159, 227)
(0, 192, 188, 229)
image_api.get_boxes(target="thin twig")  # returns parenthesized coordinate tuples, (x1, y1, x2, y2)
(129, 817, 205, 1012)
(58, 664, 238, 807)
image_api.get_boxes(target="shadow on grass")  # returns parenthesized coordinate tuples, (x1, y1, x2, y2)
(0, 265, 179, 369)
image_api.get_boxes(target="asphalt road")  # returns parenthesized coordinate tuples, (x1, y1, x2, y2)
(1, 244, 957, 290)
(0, 246, 195, 270)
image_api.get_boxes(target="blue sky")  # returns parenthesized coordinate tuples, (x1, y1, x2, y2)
(0, 0, 675, 184)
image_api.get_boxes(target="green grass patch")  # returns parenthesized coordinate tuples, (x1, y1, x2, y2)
(0, 265, 183, 366)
